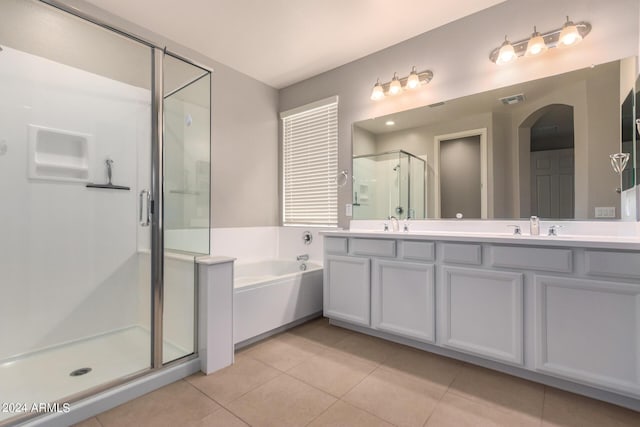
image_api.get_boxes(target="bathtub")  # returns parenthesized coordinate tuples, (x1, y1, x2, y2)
(233, 259, 323, 345)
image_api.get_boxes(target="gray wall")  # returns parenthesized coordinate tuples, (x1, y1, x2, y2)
(440, 137, 482, 219)
(279, 0, 640, 228)
(17, 0, 280, 228)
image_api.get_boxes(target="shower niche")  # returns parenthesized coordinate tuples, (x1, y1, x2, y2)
(352, 150, 426, 220)
(28, 124, 92, 182)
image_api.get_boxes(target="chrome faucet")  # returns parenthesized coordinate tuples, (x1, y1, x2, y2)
(389, 216, 399, 232)
(547, 225, 562, 236)
(507, 225, 522, 235)
(296, 254, 309, 261)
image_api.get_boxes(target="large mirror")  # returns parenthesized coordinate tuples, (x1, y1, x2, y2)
(353, 57, 639, 221)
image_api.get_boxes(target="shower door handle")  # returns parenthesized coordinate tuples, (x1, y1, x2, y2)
(139, 189, 151, 226)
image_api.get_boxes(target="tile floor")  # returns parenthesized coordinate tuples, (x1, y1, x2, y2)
(76, 318, 640, 427)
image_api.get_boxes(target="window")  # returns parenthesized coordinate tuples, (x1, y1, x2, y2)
(281, 96, 338, 226)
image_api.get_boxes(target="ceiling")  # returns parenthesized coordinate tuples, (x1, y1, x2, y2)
(83, 0, 505, 89)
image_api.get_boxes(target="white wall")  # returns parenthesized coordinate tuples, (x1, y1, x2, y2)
(279, 0, 640, 228)
(0, 47, 149, 360)
(210, 227, 329, 265)
(43, 0, 281, 228)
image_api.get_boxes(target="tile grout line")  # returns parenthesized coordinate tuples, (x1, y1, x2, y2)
(220, 371, 287, 410)
(183, 373, 273, 427)
(540, 386, 547, 427)
(302, 398, 341, 427)
(336, 365, 401, 426)
(421, 363, 463, 426)
(181, 378, 230, 416)
(434, 366, 548, 425)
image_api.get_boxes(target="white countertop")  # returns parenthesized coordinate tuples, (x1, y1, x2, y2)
(320, 229, 640, 251)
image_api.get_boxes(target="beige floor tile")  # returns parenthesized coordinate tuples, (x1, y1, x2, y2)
(448, 365, 544, 422)
(287, 317, 353, 348)
(227, 374, 336, 427)
(426, 392, 541, 427)
(244, 331, 327, 371)
(308, 401, 394, 427)
(188, 408, 249, 427)
(542, 387, 640, 427)
(97, 380, 220, 427)
(343, 367, 444, 427)
(331, 332, 401, 365)
(72, 417, 102, 427)
(380, 345, 463, 390)
(185, 355, 280, 404)
(287, 348, 376, 397)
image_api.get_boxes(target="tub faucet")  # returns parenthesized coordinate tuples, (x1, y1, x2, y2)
(297, 254, 309, 261)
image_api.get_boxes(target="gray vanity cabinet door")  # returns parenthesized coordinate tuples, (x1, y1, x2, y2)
(535, 276, 640, 397)
(324, 255, 371, 326)
(371, 259, 435, 343)
(441, 266, 524, 365)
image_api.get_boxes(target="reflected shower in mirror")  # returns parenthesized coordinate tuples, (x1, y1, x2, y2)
(353, 150, 425, 220)
(353, 56, 638, 221)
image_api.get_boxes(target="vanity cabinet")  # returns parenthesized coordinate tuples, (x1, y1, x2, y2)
(441, 266, 524, 365)
(535, 275, 640, 396)
(323, 254, 370, 326)
(371, 259, 435, 343)
(322, 233, 640, 403)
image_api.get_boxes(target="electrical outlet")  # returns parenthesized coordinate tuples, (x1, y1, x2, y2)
(595, 207, 616, 218)
(345, 203, 352, 217)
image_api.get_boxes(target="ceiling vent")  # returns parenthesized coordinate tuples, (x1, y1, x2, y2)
(499, 93, 526, 105)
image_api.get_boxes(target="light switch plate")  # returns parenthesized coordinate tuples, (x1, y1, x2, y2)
(345, 203, 352, 217)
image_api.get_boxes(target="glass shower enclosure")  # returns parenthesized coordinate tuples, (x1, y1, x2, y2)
(0, 0, 210, 424)
(353, 150, 426, 220)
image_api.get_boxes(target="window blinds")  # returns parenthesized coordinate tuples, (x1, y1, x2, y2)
(281, 96, 338, 226)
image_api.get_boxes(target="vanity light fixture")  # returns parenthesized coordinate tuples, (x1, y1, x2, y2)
(406, 66, 420, 90)
(490, 17, 591, 64)
(558, 16, 583, 46)
(385, 120, 395, 126)
(370, 67, 434, 101)
(496, 36, 516, 65)
(371, 79, 385, 101)
(525, 27, 548, 56)
(389, 73, 402, 95)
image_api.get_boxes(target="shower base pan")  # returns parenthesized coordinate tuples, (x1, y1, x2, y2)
(0, 326, 186, 424)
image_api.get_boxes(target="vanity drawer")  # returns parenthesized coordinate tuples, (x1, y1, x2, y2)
(585, 250, 640, 280)
(491, 246, 572, 273)
(350, 238, 396, 258)
(400, 241, 435, 262)
(325, 237, 348, 254)
(442, 243, 482, 265)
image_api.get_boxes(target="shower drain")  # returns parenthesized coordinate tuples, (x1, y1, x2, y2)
(69, 367, 92, 377)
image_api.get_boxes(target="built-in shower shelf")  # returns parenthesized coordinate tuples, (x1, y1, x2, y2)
(28, 125, 92, 183)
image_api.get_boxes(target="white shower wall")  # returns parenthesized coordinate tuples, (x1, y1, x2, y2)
(0, 47, 151, 360)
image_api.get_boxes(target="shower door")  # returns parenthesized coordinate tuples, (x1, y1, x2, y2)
(161, 53, 211, 364)
(0, 2, 155, 422)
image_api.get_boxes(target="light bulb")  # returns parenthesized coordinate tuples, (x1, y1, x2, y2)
(406, 67, 420, 90)
(559, 17, 582, 46)
(370, 79, 385, 101)
(389, 73, 402, 95)
(526, 27, 548, 56)
(496, 37, 516, 65)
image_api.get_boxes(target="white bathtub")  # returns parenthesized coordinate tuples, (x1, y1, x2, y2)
(233, 260, 323, 345)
